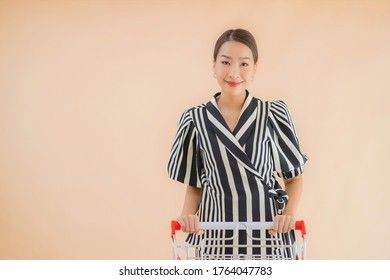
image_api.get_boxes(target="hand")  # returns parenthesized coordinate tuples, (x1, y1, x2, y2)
(177, 214, 203, 235)
(268, 214, 296, 236)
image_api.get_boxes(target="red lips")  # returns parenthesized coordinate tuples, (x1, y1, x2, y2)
(225, 80, 242, 87)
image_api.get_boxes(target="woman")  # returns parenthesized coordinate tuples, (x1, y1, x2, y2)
(167, 29, 308, 259)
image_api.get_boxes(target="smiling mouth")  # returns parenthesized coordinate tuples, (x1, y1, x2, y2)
(225, 81, 242, 87)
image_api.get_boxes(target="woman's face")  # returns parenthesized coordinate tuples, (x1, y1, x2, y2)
(213, 40, 257, 96)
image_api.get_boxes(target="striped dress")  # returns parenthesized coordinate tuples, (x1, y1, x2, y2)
(168, 90, 308, 258)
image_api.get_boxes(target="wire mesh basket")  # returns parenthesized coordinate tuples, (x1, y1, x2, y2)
(171, 220, 306, 260)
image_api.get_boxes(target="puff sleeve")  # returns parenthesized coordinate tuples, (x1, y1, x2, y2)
(267, 100, 308, 179)
(167, 109, 204, 188)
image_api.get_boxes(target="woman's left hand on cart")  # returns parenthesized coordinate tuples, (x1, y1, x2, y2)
(269, 214, 296, 236)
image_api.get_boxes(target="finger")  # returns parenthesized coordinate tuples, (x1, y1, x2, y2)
(182, 216, 189, 233)
(188, 216, 195, 233)
(273, 216, 280, 233)
(277, 216, 286, 233)
(196, 229, 204, 235)
(289, 218, 296, 232)
(271, 216, 280, 236)
(177, 216, 185, 232)
(282, 216, 291, 233)
(194, 216, 200, 233)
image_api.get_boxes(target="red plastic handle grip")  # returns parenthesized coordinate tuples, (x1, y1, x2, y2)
(295, 220, 306, 238)
(171, 220, 181, 238)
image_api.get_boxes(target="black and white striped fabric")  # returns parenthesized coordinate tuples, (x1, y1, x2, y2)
(168, 90, 308, 258)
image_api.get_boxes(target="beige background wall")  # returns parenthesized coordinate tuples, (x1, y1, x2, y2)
(0, 0, 389, 259)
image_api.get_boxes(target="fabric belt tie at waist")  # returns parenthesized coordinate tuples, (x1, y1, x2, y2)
(268, 181, 288, 215)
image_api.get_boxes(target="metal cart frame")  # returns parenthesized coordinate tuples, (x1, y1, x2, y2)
(171, 220, 307, 260)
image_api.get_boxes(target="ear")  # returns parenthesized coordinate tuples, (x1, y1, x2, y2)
(212, 60, 216, 73)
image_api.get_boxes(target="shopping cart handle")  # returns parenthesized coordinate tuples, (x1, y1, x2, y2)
(171, 220, 307, 238)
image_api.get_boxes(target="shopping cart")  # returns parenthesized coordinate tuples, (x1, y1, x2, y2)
(171, 220, 306, 260)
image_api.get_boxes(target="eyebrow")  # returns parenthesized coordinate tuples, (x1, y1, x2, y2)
(220, 55, 251, 60)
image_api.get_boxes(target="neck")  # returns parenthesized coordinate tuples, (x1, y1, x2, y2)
(217, 90, 247, 110)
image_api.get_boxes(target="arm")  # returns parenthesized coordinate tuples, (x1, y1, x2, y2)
(283, 175, 303, 217)
(177, 186, 203, 234)
(269, 174, 303, 235)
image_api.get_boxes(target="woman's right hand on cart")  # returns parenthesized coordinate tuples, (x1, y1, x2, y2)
(177, 214, 203, 235)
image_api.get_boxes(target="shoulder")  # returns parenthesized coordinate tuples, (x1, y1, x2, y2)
(180, 104, 206, 118)
(269, 100, 292, 120)
(250, 96, 286, 110)
(187, 103, 207, 113)
(270, 100, 289, 112)
(177, 103, 206, 126)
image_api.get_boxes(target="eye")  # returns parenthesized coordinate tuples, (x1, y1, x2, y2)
(221, 61, 230, 65)
(241, 62, 249, 67)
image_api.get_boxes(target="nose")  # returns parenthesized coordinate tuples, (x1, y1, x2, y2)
(228, 64, 240, 79)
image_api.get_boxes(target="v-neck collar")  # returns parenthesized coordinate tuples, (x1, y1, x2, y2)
(205, 90, 265, 181)
(206, 90, 257, 143)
